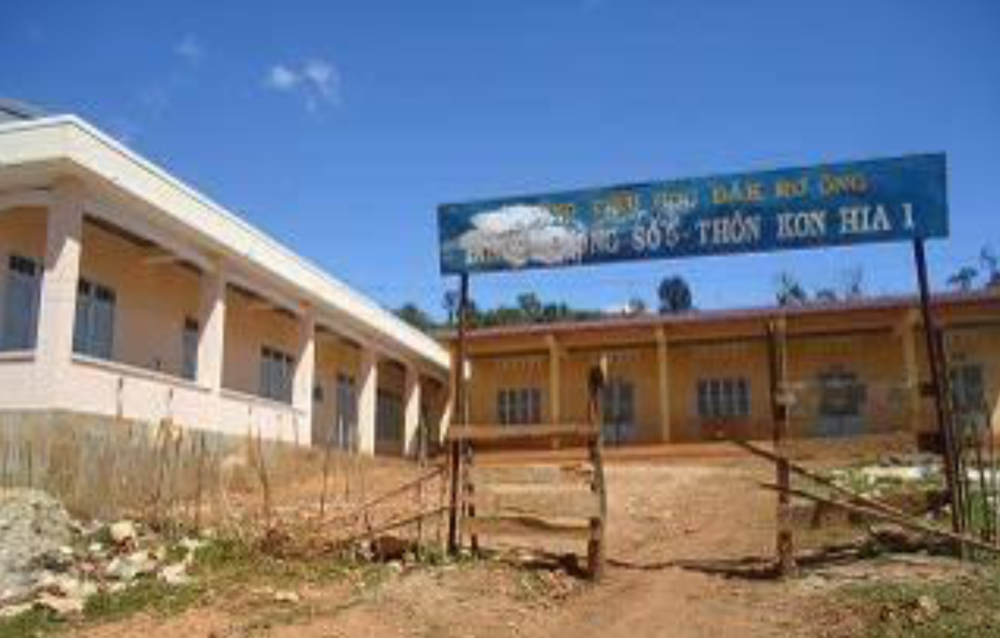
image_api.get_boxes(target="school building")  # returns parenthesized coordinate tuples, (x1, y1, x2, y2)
(446, 292, 1000, 445)
(0, 103, 450, 456)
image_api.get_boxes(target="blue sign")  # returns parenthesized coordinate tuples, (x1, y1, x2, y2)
(438, 154, 948, 275)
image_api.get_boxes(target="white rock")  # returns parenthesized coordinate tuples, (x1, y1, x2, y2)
(105, 551, 156, 582)
(35, 593, 84, 617)
(159, 563, 190, 586)
(0, 602, 34, 619)
(273, 590, 300, 604)
(108, 521, 138, 546)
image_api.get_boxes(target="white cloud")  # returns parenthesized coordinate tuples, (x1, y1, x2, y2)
(174, 35, 204, 63)
(266, 64, 301, 91)
(264, 58, 341, 111)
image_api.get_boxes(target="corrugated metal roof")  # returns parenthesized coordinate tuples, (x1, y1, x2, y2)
(440, 289, 1000, 341)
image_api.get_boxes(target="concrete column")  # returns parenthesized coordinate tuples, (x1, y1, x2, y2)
(900, 310, 922, 432)
(292, 308, 316, 446)
(196, 264, 226, 392)
(403, 364, 421, 457)
(35, 180, 84, 396)
(656, 326, 672, 443)
(357, 346, 378, 455)
(439, 395, 453, 445)
(547, 335, 561, 424)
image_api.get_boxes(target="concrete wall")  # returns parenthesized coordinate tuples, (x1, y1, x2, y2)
(468, 352, 549, 425)
(458, 301, 1000, 444)
(946, 324, 1000, 432)
(786, 329, 910, 437)
(668, 338, 772, 442)
(223, 288, 299, 398)
(79, 221, 201, 377)
(312, 336, 360, 445)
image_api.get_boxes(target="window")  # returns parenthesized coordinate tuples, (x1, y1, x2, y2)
(951, 364, 986, 415)
(377, 390, 403, 443)
(497, 387, 542, 425)
(181, 318, 199, 381)
(73, 279, 116, 359)
(697, 377, 750, 420)
(334, 374, 357, 449)
(1, 255, 42, 351)
(259, 346, 294, 403)
(818, 369, 866, 418)
(603, 379, 636, 445)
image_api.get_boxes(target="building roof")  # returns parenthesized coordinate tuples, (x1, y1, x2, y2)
(0, 114, 449, 373)
(0, 98, 48, 123)
(441, 289, 1000, 342)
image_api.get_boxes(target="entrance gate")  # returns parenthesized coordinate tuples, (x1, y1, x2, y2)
(447, 423, 607, 578)
(437, 154, 958, 574)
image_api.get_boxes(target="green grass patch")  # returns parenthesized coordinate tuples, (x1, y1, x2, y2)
(83, 579, 205, 624)
(840, 566, 1000, 637)
(0, 608, 65, 638)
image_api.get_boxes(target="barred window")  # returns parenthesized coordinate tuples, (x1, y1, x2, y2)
(497, 387, 542, 425)
(818, 369, 866, 417)
(181, 318, 199, 381)
(74, 279, 116, 360)
(377, 390, 403, 442)
(697, 377, 750, 420)
(1, 254, 42, 351)
(259, 346, 294, 403)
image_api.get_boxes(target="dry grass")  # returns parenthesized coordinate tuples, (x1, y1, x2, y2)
(0, 411, 451, 560)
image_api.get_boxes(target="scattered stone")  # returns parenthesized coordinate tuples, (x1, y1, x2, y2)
(108, 521, 138, 547)
(105, 550, 158, 582)
(0, 602, 33, 619)
(273, 590, 300, 604)
(179, 537, 206, 555)
(159, 563, 191, 586)
(35, 592, 84, 617)
(910, 594, 941, 623)
(0, 489, 75, 605)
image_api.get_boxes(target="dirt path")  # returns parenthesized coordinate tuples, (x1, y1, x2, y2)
(79, 458, 822, 637)
(520, 462, 806, 638)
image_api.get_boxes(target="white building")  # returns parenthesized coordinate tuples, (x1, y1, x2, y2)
(0, 105, 450, 456)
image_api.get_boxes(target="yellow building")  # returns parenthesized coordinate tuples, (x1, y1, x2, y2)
(446, 292, 1000, 445)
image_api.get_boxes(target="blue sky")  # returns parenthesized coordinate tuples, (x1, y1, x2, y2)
(3, 1, 998, 318)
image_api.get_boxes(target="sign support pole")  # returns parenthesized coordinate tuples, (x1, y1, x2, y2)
(447, 273, 470, 554)
(767, 320, 795, 576)
(912, 239, 966, 550)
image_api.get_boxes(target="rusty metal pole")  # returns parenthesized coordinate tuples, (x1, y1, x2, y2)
(446, 274, 469, 554)
(766, 320, 795, 576)
(913, 239, 966, 545)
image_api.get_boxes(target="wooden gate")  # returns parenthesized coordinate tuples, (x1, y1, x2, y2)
(446, 424, 607, 579)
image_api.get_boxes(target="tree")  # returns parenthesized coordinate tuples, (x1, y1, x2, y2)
(775, 271, 808, 307)
(814, 288, 839, 304)
(839, 266, 866, 301)
(395, 303, 436, 333)
(981, 246, 1000, 289)
(947, 266, 979, 292)
(657, 276, 693, 314)
(625, 297, 647, 315)
(516, 293, 543, 320)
